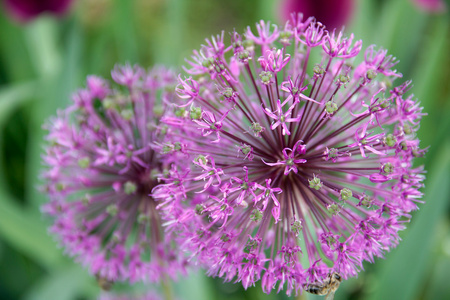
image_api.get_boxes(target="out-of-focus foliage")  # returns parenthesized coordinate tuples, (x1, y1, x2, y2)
(0, 0, 448, 299)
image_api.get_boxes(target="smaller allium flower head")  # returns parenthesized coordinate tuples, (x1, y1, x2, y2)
(3, 0, 74, 22)
(154, 16, 426, 295)
(280, 0, 355, 30)
(41, 64, 188, 284)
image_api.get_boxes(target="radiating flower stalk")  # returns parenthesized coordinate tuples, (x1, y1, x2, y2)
(153, 15, 426, 295)
(41, 65, 187, 290)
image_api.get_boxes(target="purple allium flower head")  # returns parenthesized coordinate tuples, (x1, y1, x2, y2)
(153, 16, 426, 295)
(280, 0, 355, 30)
(41, 65, 188, 284)
(3, 0, 74, 22)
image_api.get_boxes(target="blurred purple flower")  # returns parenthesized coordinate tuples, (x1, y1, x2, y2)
(3, 0, 74, 22)
(41, 65, 188, 285)
(412, 0, 447, 12)
(153, 16, 426, 296)
(280, 0, 355, 30)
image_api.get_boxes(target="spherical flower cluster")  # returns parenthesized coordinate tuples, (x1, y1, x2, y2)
(153, 16, 426, 295)
(41, 65, 187, 284)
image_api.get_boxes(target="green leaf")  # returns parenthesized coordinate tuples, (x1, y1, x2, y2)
(23, 264, 98, 300)
(0, 189, 62, 269)
(0, 81, 36, 128)
(24, 18, 62, 78)
(25, 17, 84, 209)
(366, 140, 450, 300)
(112, 0, 138, 62)
(174, 270, 215, 300)
(152, 0, 188, 65)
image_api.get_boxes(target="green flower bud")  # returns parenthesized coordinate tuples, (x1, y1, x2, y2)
(309, 175, 323, 190)
(78, 157, 90, 169)
(382, 162, 394, 174)
(222, 87, 234, 98)
(313, 65, 325, 76)
(259, 71, 272, 85)
(120, 109, 133, 120)
(106, 204, 118, 216)
(102, 98, 115, 110)
(325, 101, 338, 114)
(124, 181, 137, 195)
(250, 122, 265, 137)
(361, 195, 373, 207)
(175, 107, 186, 117)
(194, 155, 208, 165)
(291, 220, 303, 236)
(366, 69, 377, 80)
(190, 106, 202, 120)
(81, 193, 91, 205)
(250, 209, 263, 222)
(195, 204, 205, 215)
(384, 134, 397, 147)
(137, 213, 150, 224)
(221, 234, 230, 242)
(327, 203, 341, 216)
(153, 105, 164, 117)
(56, 182, 65, 191)
(403, 124, 412, 135)
(340, 188, 353, 201)
(338, 74, 350, 84)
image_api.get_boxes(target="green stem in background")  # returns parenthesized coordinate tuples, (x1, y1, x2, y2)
(0, 82, 63, 269)
(24, 18, 61, 78)
(0, 188, 62, 270)
(365, 14, 450, 300)
(113, 0, 138, 62)
(24, 17, 82, 211)
(296, 291, 308, 300)
(374, 0, 405, 49)
(162, 276, 175, 300)
(154, 0, 187, 66)
(365, 141, 450, 300)
(410, 17, 450, 166)
(257, 0, 276, 21)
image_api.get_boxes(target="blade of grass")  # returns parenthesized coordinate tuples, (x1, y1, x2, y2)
(0, 13, 35, 82)
(24, 17, 83, 210)
(366, 140, 450, 300)
(409, 17, 449, 165)
(0, 81, 36, 127)
(257, 0, 276, 21)
(23, 264, 97, 300)
(0, 189, 62, 269)
(24, 18, 61, 78)
(152, 0, 187, 65)
(174, 270, 215, 300)
(112, 0, 138, 63)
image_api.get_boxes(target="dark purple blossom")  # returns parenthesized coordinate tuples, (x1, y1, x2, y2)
(280, 0, 355, 30)
(153, 17, 426, 296)
(3, 0, 74, 22)
(41, 65, 188, 284)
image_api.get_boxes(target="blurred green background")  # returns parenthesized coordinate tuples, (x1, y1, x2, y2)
(0, 0, 449, 299)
